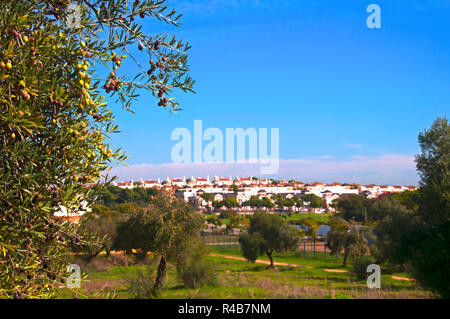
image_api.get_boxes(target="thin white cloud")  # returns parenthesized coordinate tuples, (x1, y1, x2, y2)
(107, 154, 418, 185)
(343, 143, 363, 150)
(309, 155, 335, 160)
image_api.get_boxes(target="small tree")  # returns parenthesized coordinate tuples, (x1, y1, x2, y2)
(387, 190, 421, 211)
(222, 197, 239, 209)
(353, 256, 375, 280)
(78, 205, 126, 258)
(261, 197, 274, 209)
(297, 218, 319, 239)
(326, 217, 367, 267)
(302, 194, 322, 211)
(114, 192, 203, 296)
(372, 203, 419, 264)
(176, 243, 217, 289)
(334, 194, 371, 222)
(243, 195, 262, 208)
(272, 194, 285, 210)
(239, 212, 300, 268)
(200, 193, 215, 203)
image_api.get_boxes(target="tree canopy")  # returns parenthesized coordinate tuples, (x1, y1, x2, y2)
(0, 0, 193, 298)
(114, 192, 203, 295)
(334, 194, 372, 222)
(326, 217, 368, 267)
(239, 212, 300, 268)
(394, 117, 450, 298)
(302, 193, 322, 209)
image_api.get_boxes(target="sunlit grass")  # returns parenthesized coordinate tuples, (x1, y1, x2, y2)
(57, 247, 434, 299)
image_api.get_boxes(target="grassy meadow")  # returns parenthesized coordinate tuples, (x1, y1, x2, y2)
(58, 247, 434, 299)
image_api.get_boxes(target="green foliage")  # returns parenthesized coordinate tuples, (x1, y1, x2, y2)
(297, 218, 319, 239)
(395, 117, 450, 298)
(222, 197, 239, 208)
(124, 266, 155, 299)
(77, 204, 133, 257)
(114, 192, 204, 295)
(243, 196, 274, 208)
(176, 244, 217, 289)
(200, 193, 215, 202)
(206, 215, 222, 226)
(387, 190, 421, 211)
(212, 200, 222, 209)
(326, 217, 368, 267)
(213, 197, 239, 209)
(219, 210, 237, 219)
(0, 0, 193, 298)
(238, 212, 300, 268)
(334, 194, 372, 222)
(371, 200, 419, 264)
(352, 256, 375, 280)
(97, 185, 159, 206)
(302, 193, 322, 209)
(368, 198, 411, 223)
(274, 194, 304, 209)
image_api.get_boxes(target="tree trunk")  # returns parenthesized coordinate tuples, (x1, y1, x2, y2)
(267, 250, 275, 269)
(152, 254, 167, 294)
(343, 251, 348, 267)
(89, 244, 105, 260)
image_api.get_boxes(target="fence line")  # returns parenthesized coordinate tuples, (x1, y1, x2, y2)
(200, 232, 342, 259)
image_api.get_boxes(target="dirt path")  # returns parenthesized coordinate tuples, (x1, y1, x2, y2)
(323, 269, 348, 273)
(71, 250, 414, 281)
(391, 275, 414, 281)
(209, 253, 415, 280)
(209, 253, 315, 269)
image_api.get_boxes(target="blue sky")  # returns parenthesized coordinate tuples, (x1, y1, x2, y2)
(107, 0, 450, 185)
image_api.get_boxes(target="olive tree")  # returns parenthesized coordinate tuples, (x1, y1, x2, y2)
(326, 217, 368, 267)
(114, 192, 204, 296)
(239, 212, 300, 268)
(0, 0, 193, 298)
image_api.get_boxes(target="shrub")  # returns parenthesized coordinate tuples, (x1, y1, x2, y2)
(175, 243, 217, 289)
(124, 266, 156, 299)
(353, 256, 376, 280)
(180, 259, 217, 289)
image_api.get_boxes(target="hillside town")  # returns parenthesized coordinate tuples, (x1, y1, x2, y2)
(55, 176, 417, 222)
(112, 176, 417, 213)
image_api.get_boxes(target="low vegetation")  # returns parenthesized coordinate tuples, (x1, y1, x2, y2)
(60, 247, 434, 299)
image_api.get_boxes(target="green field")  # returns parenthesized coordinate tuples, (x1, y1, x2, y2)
(281, 212, 332, 224)
(202, 212, 333, 225)
(58, 247, 434, 299)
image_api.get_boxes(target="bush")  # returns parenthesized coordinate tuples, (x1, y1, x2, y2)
(180, 259, 217, 289)
(353, 256, 376, 280)
(124, 266, 156, 299)
(175, 243, 217, 289)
